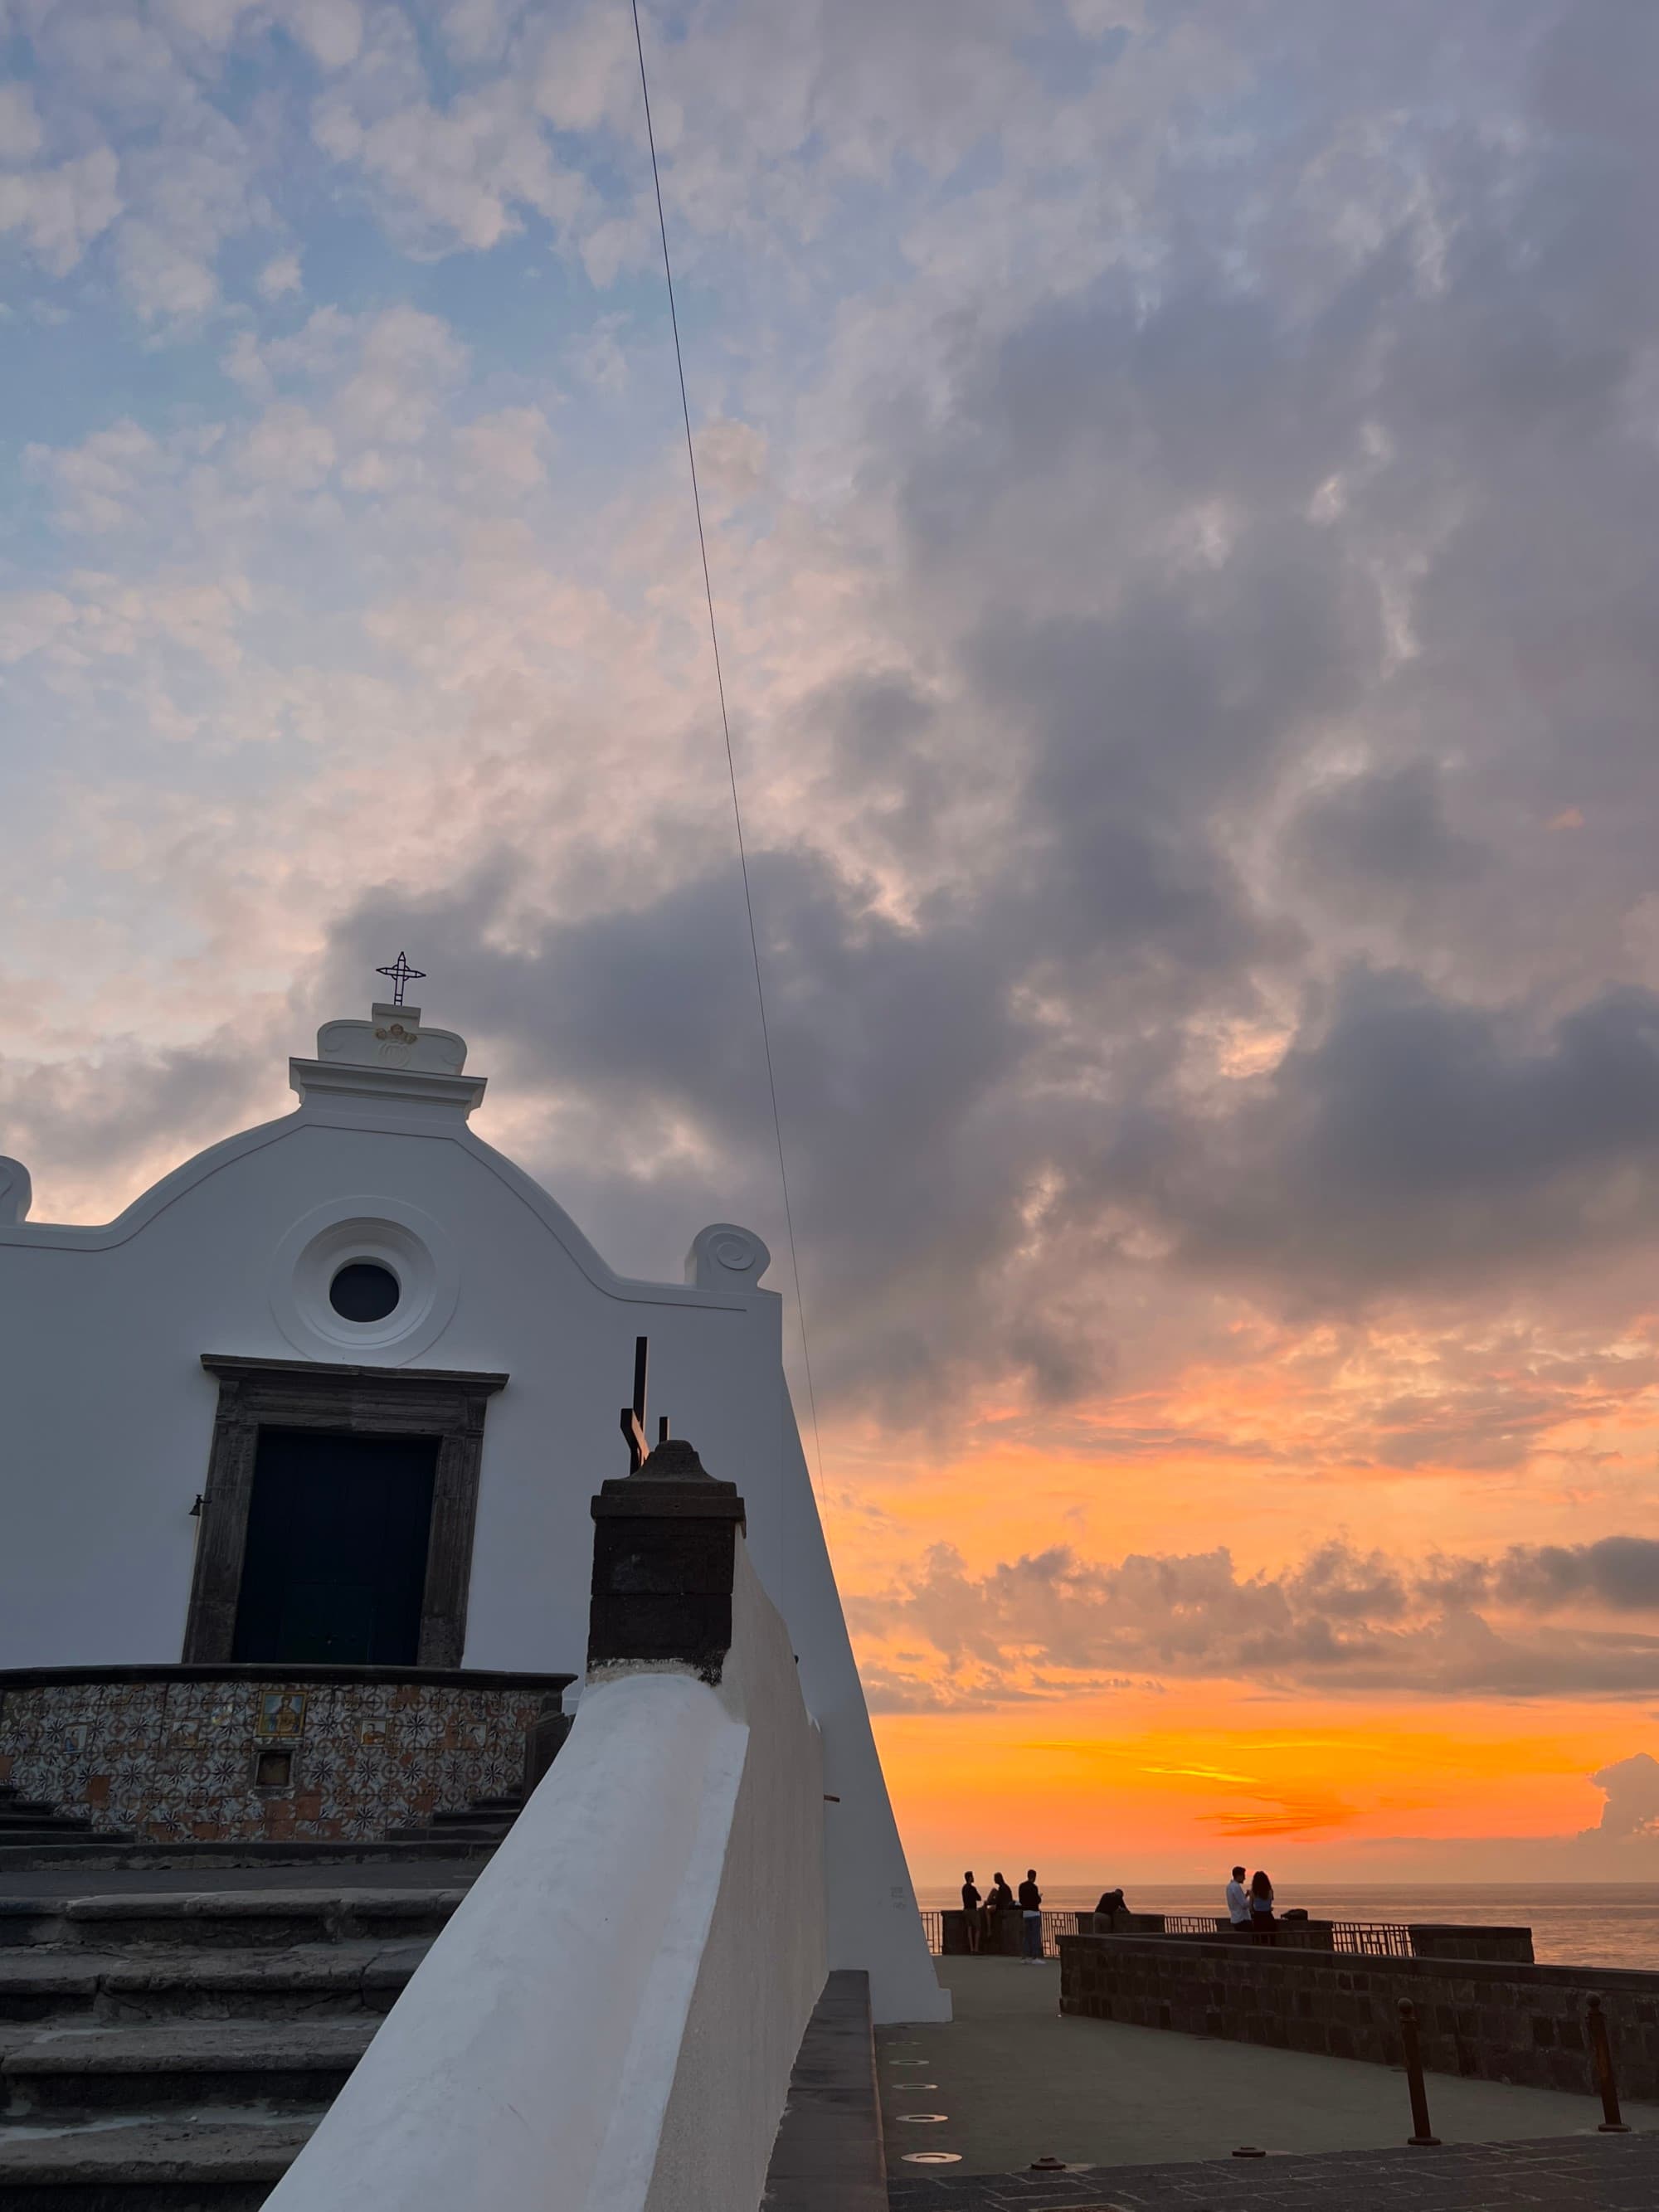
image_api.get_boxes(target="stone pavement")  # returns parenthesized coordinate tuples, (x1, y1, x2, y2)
(886, 2133, 1659, 2210)
(877, 1958, 1659, 2174)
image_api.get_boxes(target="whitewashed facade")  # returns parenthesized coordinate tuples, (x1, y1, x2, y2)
(0, 996, 946, 2022)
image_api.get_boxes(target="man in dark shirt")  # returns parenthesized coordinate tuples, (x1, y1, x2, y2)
(960, 1871, 983, 1954)
(1018, 1869, 1044, 1960)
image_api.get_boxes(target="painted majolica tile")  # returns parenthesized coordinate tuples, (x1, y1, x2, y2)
(0, 1677, 548, 1841)
(255, 1689, 308, 1738)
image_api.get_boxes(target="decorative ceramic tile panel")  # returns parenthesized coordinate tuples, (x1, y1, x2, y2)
(0, 1678, 554, 1840)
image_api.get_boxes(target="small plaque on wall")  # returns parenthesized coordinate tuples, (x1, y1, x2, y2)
(255, 1690, 307, 1739)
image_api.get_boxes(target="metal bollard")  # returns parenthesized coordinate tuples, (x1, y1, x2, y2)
(1587, 1997, 1631, 2133)
(1397, 1998, 1441, 2146)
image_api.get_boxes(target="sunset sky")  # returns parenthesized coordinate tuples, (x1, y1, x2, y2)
(6, 1, 1659, 1887)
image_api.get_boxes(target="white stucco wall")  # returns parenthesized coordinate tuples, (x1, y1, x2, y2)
(267, 1541, 825, 2212)
(640, 1544, 829, 2212)
(781, 1422, 947, 2020)
(0, 1018, 946, 2022)
(0, 1111, 786, 1675)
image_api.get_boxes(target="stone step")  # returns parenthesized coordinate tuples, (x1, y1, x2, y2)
(0, 1940, 431, 2025)
(0, 1811, 100, 1833)
(1, 2017, 377, 2119)
(383, 1791, 525, 1845)
(0, 1952, 111, 2024)
(0, 2114, 317, 2207)
(387, 1821, 512, 1842)
(0, 1889, 466, 1953)
(0, 1838, 485, 1876)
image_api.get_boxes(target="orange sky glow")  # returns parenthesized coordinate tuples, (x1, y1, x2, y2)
(7, 0, 1659, 1908)
(818, 1332, 1659, 1889)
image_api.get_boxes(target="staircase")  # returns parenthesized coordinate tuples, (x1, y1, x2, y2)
(387, 1792, 524, 1847)
(0, 1783, 132, 1851)
(0, 1884, 465, 2205)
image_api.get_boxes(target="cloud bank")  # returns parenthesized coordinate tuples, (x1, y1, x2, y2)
(4, 0, 1659, 1490)
(853, 1534, 1659, 1711)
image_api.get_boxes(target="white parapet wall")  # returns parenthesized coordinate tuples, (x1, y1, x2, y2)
(266, 1538, 827, 2212)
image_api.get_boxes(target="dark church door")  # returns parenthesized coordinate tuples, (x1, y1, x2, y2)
(231, 1428, 440, 1665)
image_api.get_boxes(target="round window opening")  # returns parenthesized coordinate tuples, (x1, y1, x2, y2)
(328, 1261, 401, 1324)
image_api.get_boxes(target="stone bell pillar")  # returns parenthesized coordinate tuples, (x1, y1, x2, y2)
(586, 1437, 747, 1685)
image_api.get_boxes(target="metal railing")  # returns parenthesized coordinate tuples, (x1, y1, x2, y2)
(922, 1909, 1425, 1957)
(1331, 1919, 1413, 1957)
(920, 1908, 1077, 1957)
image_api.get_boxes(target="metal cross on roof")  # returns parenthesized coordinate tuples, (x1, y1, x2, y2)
(620, 1335, 672, 1474)
(375, 951, 426, 1007)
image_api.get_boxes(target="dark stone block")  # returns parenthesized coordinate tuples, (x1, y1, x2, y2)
(586, 1591, 735, 1679)
(590, 1517, 741, 1596)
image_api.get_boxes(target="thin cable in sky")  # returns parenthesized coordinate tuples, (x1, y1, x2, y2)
(628, 0, 828, 1497)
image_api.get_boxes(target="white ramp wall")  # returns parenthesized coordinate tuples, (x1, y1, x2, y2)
(266, 1541, 825, 2212)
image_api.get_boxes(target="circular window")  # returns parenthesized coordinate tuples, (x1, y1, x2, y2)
(328, 1261, 401, 1323)
(270, 1200, 459, 1364)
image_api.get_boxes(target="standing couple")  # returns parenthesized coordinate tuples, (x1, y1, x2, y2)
(1225, 1865, 1276, 1934)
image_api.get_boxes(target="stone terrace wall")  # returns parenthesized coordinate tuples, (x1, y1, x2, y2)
(1409, 1923, 1534, 1964)
(1059, 1933, 1659, 2103)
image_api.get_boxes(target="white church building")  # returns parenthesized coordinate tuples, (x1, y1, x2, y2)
(0, 984, 946, 2031)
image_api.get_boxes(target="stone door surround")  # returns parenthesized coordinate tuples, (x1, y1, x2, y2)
(184, 1354, 508, 1669)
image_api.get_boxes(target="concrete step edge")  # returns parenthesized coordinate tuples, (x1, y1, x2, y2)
(0, 2117, 319, 2182)
(0, 1840, 488, 1871)
(3, 2020, 380, 2074)
(0, 1939, 428, 1992)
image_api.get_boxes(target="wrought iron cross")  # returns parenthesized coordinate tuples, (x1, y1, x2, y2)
(375, 951, 426, 1007)
(620, 1335, 671, 1473)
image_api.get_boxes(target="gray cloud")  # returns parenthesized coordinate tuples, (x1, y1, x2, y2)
(850, 1534, 1659, 1711)
(1495, 1538, 1659, 1615)
(11, 0, 1659, 1483)
(1146, 973, 1659, 1297)
(1586, 1751, 1659, 1839)
(1286, 763, 1489, 895)
(0, 1035, 273, 1201)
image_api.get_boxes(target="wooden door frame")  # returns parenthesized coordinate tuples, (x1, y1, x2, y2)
(184, 1355, 508, 1669)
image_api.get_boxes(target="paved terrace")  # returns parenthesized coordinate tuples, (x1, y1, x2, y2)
(878, 1957, 1659, 2176)
(887, 2134, 1659, 2212)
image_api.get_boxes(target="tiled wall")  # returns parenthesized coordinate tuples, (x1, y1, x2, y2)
(0, 1676, 548, 1842)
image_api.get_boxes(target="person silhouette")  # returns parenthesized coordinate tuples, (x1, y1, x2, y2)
(960, 1870, 983, 1953)
(1249, 1869, 1276, 1936)
(1018, 1868, 1044, 1960)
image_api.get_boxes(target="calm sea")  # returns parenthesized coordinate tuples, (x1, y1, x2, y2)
(917, 1883, 1659, 1971)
